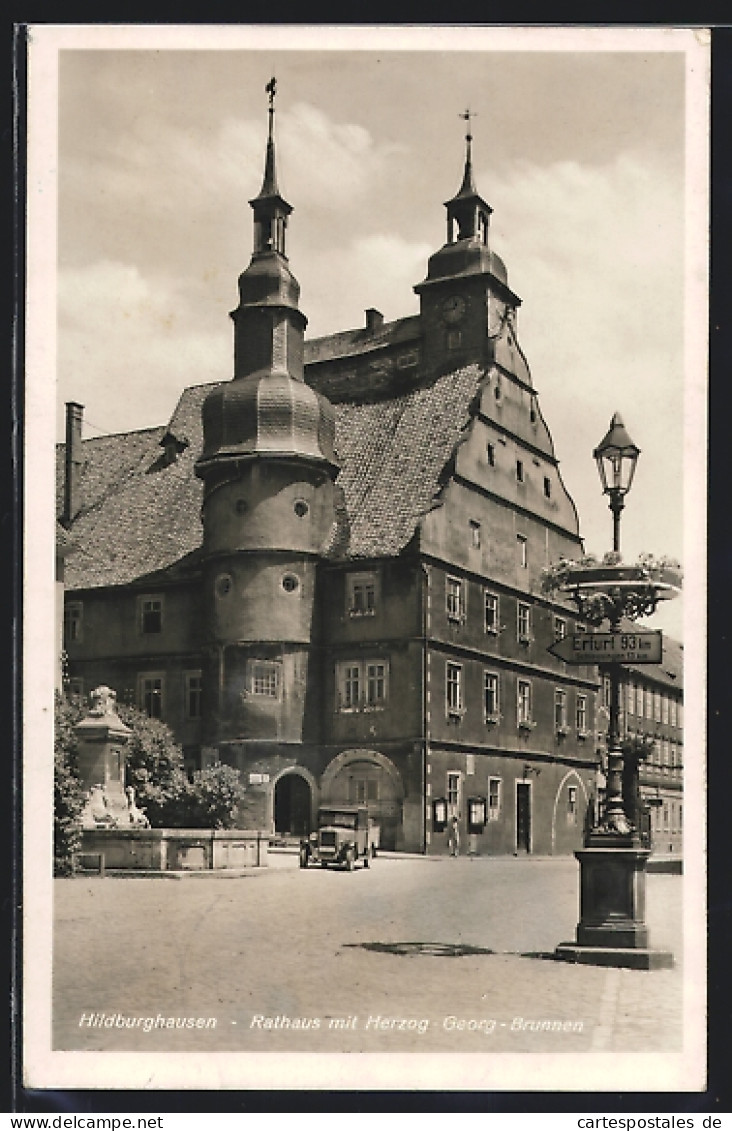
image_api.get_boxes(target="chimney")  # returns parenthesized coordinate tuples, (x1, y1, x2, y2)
(365, 308, 383, 333)
(63, 402, 84, 526)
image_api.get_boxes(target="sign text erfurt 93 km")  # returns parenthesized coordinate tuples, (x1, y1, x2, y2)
(547, 629, 662, 665)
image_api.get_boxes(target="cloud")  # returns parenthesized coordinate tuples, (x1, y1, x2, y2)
(57, 260, 229, 436)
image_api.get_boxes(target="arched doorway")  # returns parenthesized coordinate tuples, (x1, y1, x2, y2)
(274, 772, 312, 837)
(321, 750, 404, 851)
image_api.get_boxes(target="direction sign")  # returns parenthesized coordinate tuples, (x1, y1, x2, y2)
(548, 629, 662, 665)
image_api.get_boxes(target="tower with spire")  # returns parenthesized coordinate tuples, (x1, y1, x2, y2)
(414, 109, 523, 375)
(194, 80, 339, 806)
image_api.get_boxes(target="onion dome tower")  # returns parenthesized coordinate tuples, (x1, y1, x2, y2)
(195, 79, 339, 762)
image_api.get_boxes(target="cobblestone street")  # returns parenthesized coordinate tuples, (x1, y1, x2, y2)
(53, 853, 685, 1055)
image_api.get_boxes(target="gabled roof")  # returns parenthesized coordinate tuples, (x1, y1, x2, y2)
(57, 364, 487, 589)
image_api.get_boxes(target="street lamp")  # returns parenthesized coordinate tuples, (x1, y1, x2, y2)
(594, 413, 640, 835)
(593, 412, 640, 555)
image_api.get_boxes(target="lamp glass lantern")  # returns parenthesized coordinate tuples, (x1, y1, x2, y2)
(593, 412, 640, 498)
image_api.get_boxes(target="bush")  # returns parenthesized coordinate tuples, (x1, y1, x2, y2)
(184, 762, 246, 830)
(53, 695, 86, 875)
(116, 704, 189, 827)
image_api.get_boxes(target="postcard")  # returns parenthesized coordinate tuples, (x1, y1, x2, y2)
(22, 23, 708, 1096)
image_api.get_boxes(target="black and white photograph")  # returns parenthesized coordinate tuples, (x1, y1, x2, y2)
(23, 24, 707, 1095)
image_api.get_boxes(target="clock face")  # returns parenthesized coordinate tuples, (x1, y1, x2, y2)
(441, 294, 467, 324)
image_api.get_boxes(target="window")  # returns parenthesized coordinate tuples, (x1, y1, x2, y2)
(466, 754, 475, 776)
(347, 572, 377, 616)
(484, 591, 499, 634)
(469, 520, 481, 549)
(249, 660, 280, 699)
(517, 534, 528, 569)
(634, 682, 643, 717)
(447, 772, 461, 810)
(554, 616, 567, 640)
(516, 460, 524, 483)
(486, 443, 496, 467)
(64, 601, 83, 645)
(576, 694, 588, 734)
(644, 686, 653, 719)
(661, 693, 669, 725)
(336, 659, 389, 711)
(484, 671, 500, 722)
(139, 673, 164, 719)
(555, 688, 568, 732)
(446, 329, 462, 350)
(567, 785, 578, 824)
(654, 690, 662, 723)
(670, 697, 678, 728)
(446, 576, 465, 622)
(366, 662, 387, 708)
(517, 602, 531, 643)
(543, 477, 552, 499)
(446, 663, 464, 716)
(140, 595, 163, 635)
(517, 679, 532, 727)
(349, 777, 379, 804)
(340, 664, 361, 710)
(603, 676, 612, 711)
(185, 671, 202, 720)
(488, 778, 502, 820)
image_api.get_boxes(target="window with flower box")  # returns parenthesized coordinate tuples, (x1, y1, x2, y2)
(517, 679, 533, 728)
(517, 603, 532, 644)
(446, 576, 466, 623)
(446, 662, 464, 717)
(336, 659, 389, 712)
(484, 671, 500, 723)
(484, 591, 499, 635)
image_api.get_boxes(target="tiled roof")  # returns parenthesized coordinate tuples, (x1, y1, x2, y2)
(303, 314, 421, 365)
(57, 365, 486, 589)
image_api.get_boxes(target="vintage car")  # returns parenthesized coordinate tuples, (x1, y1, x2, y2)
(299, 805, 373, 871)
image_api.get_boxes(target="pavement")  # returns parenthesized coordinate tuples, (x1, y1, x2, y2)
(53, 852, 685, 1055)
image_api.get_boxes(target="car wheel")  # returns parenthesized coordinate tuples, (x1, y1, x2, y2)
(321, 861, 328, 868)
(345, 848, 355, 871)
(363, 853, 369, 869)
(299, 847, 309, 869)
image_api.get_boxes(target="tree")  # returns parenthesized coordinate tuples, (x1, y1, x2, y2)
(184, 762, 246, 829)
(115, 704, 189, 827)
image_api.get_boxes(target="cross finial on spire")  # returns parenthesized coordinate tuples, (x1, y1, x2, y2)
(265, 76, 277, 139)
(460, 106, 476, 141)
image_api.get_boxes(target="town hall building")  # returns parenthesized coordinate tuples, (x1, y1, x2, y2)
(57, 91, 681, 855)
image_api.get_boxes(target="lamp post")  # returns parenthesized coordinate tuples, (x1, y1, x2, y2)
(593, 413, 640, 837)
(552, 412, 677, 968)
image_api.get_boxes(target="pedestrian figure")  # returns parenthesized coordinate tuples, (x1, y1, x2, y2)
(448, 815, 460, 857)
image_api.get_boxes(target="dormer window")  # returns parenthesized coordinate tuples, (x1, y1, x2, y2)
(469, 520, 481, 549)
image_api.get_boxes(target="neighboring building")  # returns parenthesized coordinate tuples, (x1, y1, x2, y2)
(607, 637, 684, 856)
(56, 96, 680, 854)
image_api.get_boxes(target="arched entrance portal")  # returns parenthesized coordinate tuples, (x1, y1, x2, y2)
(274, 772, 312, 837)
(321, 750, 404, 852)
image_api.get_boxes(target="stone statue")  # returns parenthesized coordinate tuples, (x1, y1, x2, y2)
(81, 784, 118, 829)
(88, 686, 118, 717)
(125, 785, 150, 828)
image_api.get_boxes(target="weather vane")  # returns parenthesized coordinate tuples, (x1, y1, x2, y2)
(460, 107, 477, 140)
(265, 76, 277, 136)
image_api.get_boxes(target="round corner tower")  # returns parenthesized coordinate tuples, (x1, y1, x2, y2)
(194, 81, 339, 769)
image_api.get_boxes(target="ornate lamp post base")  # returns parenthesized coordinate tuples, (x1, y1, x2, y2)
(555, 844, 674, 969)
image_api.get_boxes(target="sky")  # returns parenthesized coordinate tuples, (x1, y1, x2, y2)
(40, 26, 708, 640)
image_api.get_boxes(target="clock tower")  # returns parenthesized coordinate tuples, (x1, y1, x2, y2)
(414, 111, 522, 374)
